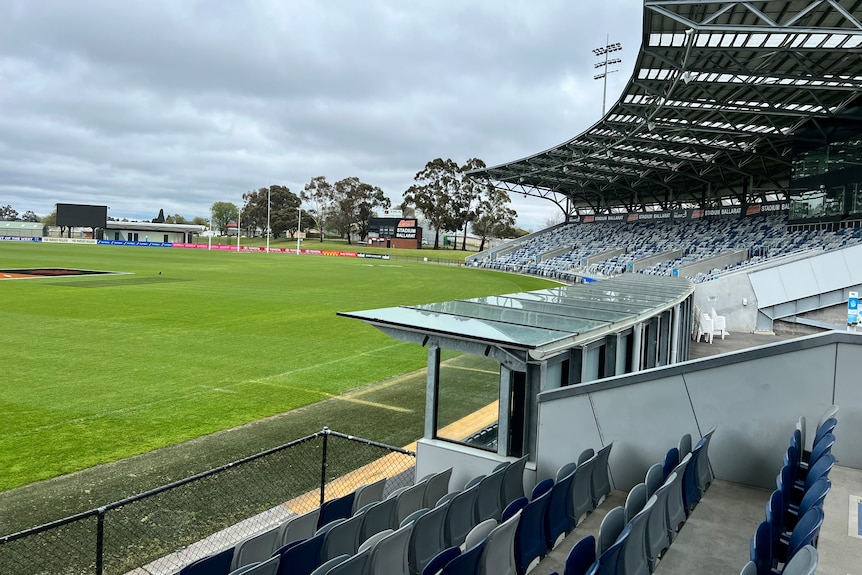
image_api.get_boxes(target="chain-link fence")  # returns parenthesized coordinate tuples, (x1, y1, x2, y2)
(0, 429, 415, 575)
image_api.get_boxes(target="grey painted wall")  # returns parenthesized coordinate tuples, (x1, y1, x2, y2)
(694, 270, 759, 333)
(533, 332, 862, 491)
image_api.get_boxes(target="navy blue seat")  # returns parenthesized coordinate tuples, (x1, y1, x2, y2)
(551, 535, 595, 575)
(662, 447, 679, 481)
(441, 540, 486, 575)
(423, 547, 460, 575)
(531, 478, 554, 500)
(318, 492, 356, 530)
(595, 523, 631, 575)
(777, 507, 824, 565)
(786, 477, 830, 530)
(276, 531, 326, 575)
(765, 489, 784, 551)
(682, 439, 706, 514)
(806, 433, 835, 473)
(749, 521, 772, 575)
(793, 454, 835, 503)
(502, 497, 529, 522)
(546, 468, 577, 548)
(180, 547, 234, 575)
(515, 489, 552, 575)
(812, 417, 837, 447)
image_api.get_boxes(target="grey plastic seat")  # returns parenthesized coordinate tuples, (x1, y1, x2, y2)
(596, 506, 626, 556)
(619, 496, 654, 575)
(358, 528, 393, 553)
(316, 517, 346, 537)
(478, 511, 520, 575)
(396, 482, 430, 525)
(696, 427, 715, 493)
(666, 456, 691, 540)
(782, 544, 818, 575)
(739, 561, 757, 575)
(369, 524, 414, 575)
(408, 503, 449, 575)
(571, 455, 598, 525)
(465, 518, 498, 550)
(361, 497, 398, 541)
(816, 405, 838, 431)
(796, 416, 807, 454)
(644, 463, 663, 499)
(444, 483, 480, 547)
(309, 554, 350, 575)
(645, 490, 671, 569)
(465, 474, 485, 489)
(577, 448, 595, 465)
(591, 443, 613, 507)
(327, 549, 370, 575)
(353, 478, 387, 514)
(232, 526, 281, 570)
(678, 433, 692, 458)
(279, 508, 321, 547)
(556, 462, 577, 482)
(423, 468, 453, 509)
(232, 555, 279, 575)
(401, 508, 430, 528)
(475, 465, 507, 522)
(322, 513, 364, 561)
(501, 455, 528, 509)
(624, 483, 647, 522)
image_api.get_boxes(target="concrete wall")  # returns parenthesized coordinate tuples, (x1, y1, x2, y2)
(533, 332, 862, 491)
(679, 250, 747, 279)
(694, 271, 759, 333)
(415, 438, 536, 494)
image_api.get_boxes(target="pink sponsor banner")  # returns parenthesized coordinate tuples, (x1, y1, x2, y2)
(171, 244, 359, 258)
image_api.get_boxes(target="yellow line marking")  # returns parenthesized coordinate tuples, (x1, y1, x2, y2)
(331, 396, 413, 413)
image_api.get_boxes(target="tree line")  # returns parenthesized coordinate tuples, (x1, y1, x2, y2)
(1, 157, 521, 250)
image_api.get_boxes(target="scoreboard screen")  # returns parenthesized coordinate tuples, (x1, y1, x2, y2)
(56, 204, 108, 228)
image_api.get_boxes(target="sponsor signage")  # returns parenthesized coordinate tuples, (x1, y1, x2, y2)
(571, 201, 787, 225)
(368, 217, 419, 240)
(358, 253, 391, 260)
(849, 291, 860, 325)
(0, 236, 41, 242)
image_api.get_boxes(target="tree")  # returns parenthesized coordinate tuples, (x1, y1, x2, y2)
(241, 186, 301, 239)
(165, 214, 188, 224)
(0, 205, 19, 221)
(472, 187, 517, 252)
(21, 210, 39, 222)
(210, 201, 238, 235)
(42, 211, 57, 227)
(454, 158, 487, 250)
(301, 176, 335, 242)
(403, 158, 461, 249)
(330, 177, 390, 244)
(152, 209, 166, 223)
(191, 216, 209, 227)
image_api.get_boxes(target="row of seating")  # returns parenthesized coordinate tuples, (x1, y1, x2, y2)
(549, 428, 715, 575)
(745, 406, 838, 575)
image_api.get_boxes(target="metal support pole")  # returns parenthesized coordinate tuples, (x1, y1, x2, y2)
(319, 427, 329, 505)
(95, 508, 106, 575)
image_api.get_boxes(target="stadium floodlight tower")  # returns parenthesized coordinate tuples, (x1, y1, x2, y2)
(593, 36, 622, 116)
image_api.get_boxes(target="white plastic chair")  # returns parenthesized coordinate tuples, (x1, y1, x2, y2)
(711, 308, 728, 340)
(699, 313, 714, 344)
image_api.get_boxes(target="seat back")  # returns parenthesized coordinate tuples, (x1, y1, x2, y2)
(787, 507, 824, 563)
(327, 549, 370, 575)
(624, 483, 647, 522)
(563, 535, 596, 575)
(465, 518, 498, 550)
(475, 465, 508, 522)
(318, 492, 356, 530)
(501, 455, 529, 508)
(180, 547, 234, 575)
(782, 544, 818, 575)
(590, 444, 613, 506)
(619, 497, 654, 575)
(277, 530, 326, 575)
(556, 462, 577, 482)
(308, 555, 350, 575)
(546, 468, 576, 549)
(662, 447, 679, 480)
(515, 490, 551, 575)
(796, 416, 807, 454)
(424, 468, 453, 510)
(813, 417, 837, 447)
(479, 511, 520, 575)
(696, 427, 715, 493)
(361, 497, 398, 541)
(531, 478, 554, 500)
(804, 453, 835, 492)
(571, 456, 598, 524)
(644, 463, 663, 499)
(595, 523, 631, 575)
(750, 520, 772, 575)
(358, 528, 393, 553)
(353, 478, 387, 514)
(408, 504, 449, 575)
(664, 467, 687, 539)
(596, 506, 626, 556)
(683, 441, 705, 513)
(369, 524, 414, 575)
(322, 513, 364, 561)
(279, 509, 321, 547)
(502, 497, 529, 522)
(242, 555, 280, 575)
(233, 527, 281, 570)
(396, 483, 429, 525)
(444, 484, 480, 547)
(422, 547, 461, 575)
(644, 491, 669, 568)
(441, 541, 486, 575)
(795, 478, 831, 526)
(577, 448, 595, 465)
(809, 433, 835, 468)
(815, 405, 838, 431)
(678, 433, 692, 458)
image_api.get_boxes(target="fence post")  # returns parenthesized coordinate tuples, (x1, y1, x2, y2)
(95, 507, 106, 575)
(319, 427, 329, 506)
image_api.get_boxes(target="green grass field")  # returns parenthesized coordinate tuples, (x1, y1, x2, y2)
(0, 242, 553, 492)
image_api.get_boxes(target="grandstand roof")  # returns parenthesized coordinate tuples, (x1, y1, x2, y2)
(468, 0, 862, 211)
(339, 275, 693, 360)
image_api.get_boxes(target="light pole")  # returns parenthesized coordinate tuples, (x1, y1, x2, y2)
(593, 36, 622, 116)
(266, 187, 271, 253)
(236, 197, 242, 252)
(296, 206, 302, 255)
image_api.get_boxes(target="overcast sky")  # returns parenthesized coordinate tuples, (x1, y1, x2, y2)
(0, 1, 643, 231)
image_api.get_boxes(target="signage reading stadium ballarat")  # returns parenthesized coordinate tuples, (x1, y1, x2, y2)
(570, 201, 789, 224)
(368, 217, 419, 240)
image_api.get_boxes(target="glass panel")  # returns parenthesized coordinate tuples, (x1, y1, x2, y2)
(417, 301, 605, 334)
(435, 354, 500, 452)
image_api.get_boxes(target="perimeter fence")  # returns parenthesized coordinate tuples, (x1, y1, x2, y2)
(0, 429, 416, 575)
